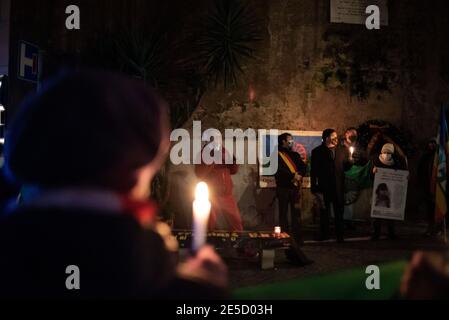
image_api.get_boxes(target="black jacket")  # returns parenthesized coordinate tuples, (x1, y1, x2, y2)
(275, 147, 307, 189)
(0, 207, 226, 299)
(311, 144, 352, 204)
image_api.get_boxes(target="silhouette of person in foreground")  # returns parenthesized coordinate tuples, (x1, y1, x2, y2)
(0, 69, 227, 299)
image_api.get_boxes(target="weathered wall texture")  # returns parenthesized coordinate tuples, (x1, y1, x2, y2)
(170, 0, 449, 229)
(194, 0, 403, 132)
(8, 0, 449, 229)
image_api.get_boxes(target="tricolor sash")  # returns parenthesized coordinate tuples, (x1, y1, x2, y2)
(279, 151, 298, 174)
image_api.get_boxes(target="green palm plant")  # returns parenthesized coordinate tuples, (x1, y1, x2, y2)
(77, 2, 262, 223)
(197, 0, 262, 89)
(115, 29, 169, 88)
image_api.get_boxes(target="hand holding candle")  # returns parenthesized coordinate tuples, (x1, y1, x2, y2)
(192, 182, 211, 253)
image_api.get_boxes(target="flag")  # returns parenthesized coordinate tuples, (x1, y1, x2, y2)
(433, 106, 449, 223)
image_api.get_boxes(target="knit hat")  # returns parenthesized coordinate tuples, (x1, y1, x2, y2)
(4, 69, 169, 190)
(381, 143, 395, 154)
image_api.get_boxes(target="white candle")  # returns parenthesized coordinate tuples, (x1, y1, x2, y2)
(349, 147, 355, 159)
(192, 182, 211, 252)
(274, 226, 281, 237)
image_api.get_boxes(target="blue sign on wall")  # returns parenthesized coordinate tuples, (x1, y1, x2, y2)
(17, 41, 40, 83)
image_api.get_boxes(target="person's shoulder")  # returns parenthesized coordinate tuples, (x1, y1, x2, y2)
(312, 144, 323, 153)
(287, 150, 301, 161)
(336, 144, 349, 152)
(338, 144, 351, 157)
(2, 206, 140, 230)
(372, 156, 382, 166)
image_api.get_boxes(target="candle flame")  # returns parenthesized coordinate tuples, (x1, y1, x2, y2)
(350, 147, 354, 154)
(195, 182, 209, 201)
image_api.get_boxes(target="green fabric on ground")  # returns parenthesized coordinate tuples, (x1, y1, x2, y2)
(233, 260, 406, 300)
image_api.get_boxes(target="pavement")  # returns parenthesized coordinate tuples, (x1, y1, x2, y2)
(224, 221, 448, 290)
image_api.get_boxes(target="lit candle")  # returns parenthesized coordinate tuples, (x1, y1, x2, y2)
(349, 146, 355, 160)
(192, 182, 211, 252)
(274, 226, 281, 237)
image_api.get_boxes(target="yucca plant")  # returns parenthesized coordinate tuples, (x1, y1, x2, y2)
(197, 0, 262, 89)
(115, 29, 169, 89)
(76, 2, 263, 223)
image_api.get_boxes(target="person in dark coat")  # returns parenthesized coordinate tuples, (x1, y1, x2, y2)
(275, 133, 312, 266)
(342, 127, 368, 166)
(275, 133, 307, 241)
(0, 69, 227, 299)
(340, 127, 367, 231)
(311, 129, 353, 242)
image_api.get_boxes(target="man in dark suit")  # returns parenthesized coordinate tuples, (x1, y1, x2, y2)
(275, 133, 312, 265)
(275, 133, 307, 240)
(311, 129, 353, 242)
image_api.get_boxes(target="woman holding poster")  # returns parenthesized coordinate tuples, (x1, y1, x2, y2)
(370, 143, 408, 240)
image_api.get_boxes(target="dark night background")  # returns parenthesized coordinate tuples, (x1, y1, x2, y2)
(2, 0, 449, 230)
(2, 0, 449, 297)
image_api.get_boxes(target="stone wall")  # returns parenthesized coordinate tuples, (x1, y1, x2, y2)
(7, 0, 449, 229)
(170, 0, 449, 229)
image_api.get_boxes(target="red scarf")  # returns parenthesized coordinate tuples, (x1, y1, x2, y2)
(120, 197, 159, 228)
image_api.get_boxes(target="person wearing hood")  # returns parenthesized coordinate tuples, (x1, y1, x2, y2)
(194, 136, 243, 232)
(371, 143, 407, 240)
(0, 69, 228, 299)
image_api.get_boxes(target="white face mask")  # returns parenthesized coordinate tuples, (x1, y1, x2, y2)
(381, 153, 392, 162)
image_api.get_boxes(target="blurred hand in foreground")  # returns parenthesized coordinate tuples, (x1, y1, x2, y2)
(401, 251, 449, 299)
(177, 245, 228, 289)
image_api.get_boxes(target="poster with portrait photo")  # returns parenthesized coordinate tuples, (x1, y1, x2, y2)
(370, 168, 409, 221)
